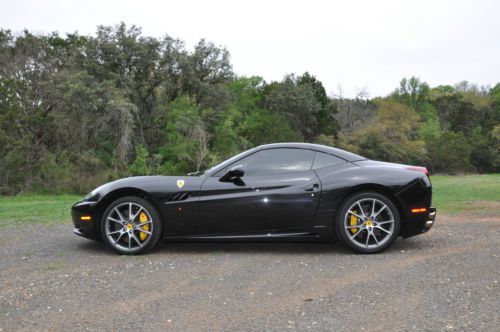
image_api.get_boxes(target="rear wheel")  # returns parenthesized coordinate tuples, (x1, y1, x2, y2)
(100, 196, 162, 255)
(335, 192, 400, 254)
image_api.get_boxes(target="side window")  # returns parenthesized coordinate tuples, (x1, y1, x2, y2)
(235, 148, 315, 176)
(312, 152, 345, 169)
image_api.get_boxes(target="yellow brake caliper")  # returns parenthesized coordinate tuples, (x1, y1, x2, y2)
(139, 212, 149, 241)
(349, 210, 359, 234)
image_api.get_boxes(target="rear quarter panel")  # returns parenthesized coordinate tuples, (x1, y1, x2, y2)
(314, 162, 431, 237)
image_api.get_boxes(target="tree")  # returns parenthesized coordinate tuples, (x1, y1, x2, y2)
(1, 25, 499, 194)
(297, 72, 338, 135)
(432, 131, 473, 173)
(334, 87, 375, 133)
(392, 76, 430, 111)
(263, 75, 322, 140)
(432, 94, 477, 135)
(158, 96, 211, 174)
(338, 99, 427, 165)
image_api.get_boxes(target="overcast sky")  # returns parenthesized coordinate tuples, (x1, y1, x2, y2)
(1, 0, 499, 97)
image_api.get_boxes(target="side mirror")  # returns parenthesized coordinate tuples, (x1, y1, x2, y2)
(219, 164, 245, 182)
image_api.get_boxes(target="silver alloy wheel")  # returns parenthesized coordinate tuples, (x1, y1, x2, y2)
(104, 202, 154, 253)
(344, 198, 395, 249)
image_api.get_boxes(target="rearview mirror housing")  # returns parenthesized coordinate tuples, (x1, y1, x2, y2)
(219, 164, 245, 182)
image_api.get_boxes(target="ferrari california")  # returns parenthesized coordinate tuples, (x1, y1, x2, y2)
(72, 143, 436, 254)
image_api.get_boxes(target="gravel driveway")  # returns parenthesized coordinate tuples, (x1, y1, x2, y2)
(1, 211, 499, 331)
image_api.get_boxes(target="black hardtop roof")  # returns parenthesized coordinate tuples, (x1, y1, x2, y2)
(256, 142, 366, 162)
(205, 142, 366, 176)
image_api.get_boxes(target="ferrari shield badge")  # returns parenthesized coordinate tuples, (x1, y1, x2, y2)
(176, 179, 185, 189)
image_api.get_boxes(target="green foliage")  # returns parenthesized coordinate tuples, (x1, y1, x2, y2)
(129, 145, 151, 175)
(338, 99, 427, 165)
(263, 75, 322, 140)
(0, 25, 498, 194)
(432, 131, 474, 173)
(393, 76, 430, 111)
(159, 96, 210, 174)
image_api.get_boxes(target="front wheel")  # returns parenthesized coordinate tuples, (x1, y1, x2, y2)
(335, 192, 400, 254)
(100, 196, 162, 255)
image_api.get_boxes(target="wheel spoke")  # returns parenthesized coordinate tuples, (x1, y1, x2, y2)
(357, 202, 365, 217)
(137, 229, 152, 235)
(131, 207, 144, 222)
(373, 233, 380, 246)
(108, 230, 122, 236)
(375, 226, 391, 235)
(128, 233, 132, 250)
(365, 233, 370, 247)
(129, 203, 133, 220)
(345, 225, 361, 229)
(373, 205, 387, 218)
(134, 220, 152, 227)
(377, 220, 394, 225)
(108, 217, 122, 225)
(114, 232, 125, 244)
(350, 229, 364, 240)
(371, 199, 376, 216)
(131, 233, 142, 248)
(114, 208, 125, 222)
(348, 210, 364, 220)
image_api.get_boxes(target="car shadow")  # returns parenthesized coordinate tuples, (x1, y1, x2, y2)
(74, 236, 426, 256)
(74, 239, 108, 254)
(153, 241, 349, 255)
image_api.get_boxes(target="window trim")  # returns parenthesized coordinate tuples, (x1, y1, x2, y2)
(213, 147, 316, 177)
(312, 151, 346, 170)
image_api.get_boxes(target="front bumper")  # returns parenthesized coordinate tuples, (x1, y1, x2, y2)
(72, 200, 99, 240)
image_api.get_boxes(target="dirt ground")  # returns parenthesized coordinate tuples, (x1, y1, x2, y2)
(0, 209, 499, 331)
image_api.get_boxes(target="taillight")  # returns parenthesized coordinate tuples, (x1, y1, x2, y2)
(406, 166, 429, 176)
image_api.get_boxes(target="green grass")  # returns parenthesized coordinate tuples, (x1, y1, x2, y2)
(0, 175, 498, 227)
(0, 194, 81, 228)
(431, 174, 500, 213)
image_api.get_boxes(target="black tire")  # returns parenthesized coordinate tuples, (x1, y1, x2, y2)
(100, 196, 162, 255)
(335, 191, 400, 254)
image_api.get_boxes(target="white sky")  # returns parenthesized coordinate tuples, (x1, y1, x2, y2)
(1, 0, 499, 97)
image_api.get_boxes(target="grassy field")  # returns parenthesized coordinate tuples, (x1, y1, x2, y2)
(0, 194, 81, 228)
(0, 174, 498, 228)
(431, 174, 500, 213)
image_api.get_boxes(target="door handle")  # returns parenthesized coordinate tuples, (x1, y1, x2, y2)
(305, 183, 320, 192)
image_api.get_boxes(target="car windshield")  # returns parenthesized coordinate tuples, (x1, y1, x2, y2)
(195, 149, 254, 177)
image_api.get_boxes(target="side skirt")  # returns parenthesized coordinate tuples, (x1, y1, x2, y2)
(164, 232, 327, 243)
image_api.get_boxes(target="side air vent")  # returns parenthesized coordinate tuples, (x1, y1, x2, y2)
(168, 192, 191, 202)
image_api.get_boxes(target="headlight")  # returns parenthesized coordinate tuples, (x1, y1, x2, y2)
(83, 190, 98, 201)
(83, 191, 96, 201)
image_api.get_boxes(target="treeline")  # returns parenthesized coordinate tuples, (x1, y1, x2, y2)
(0, 23, 499, 194)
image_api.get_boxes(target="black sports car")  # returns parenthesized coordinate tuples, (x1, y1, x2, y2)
(72, 143, 436, 254)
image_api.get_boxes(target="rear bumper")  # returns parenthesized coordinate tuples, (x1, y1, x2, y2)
(401, 207, 437, 238)
(425, 207, 437, 228)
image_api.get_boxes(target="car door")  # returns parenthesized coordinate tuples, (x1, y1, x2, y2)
(197, 148, 321, 235)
